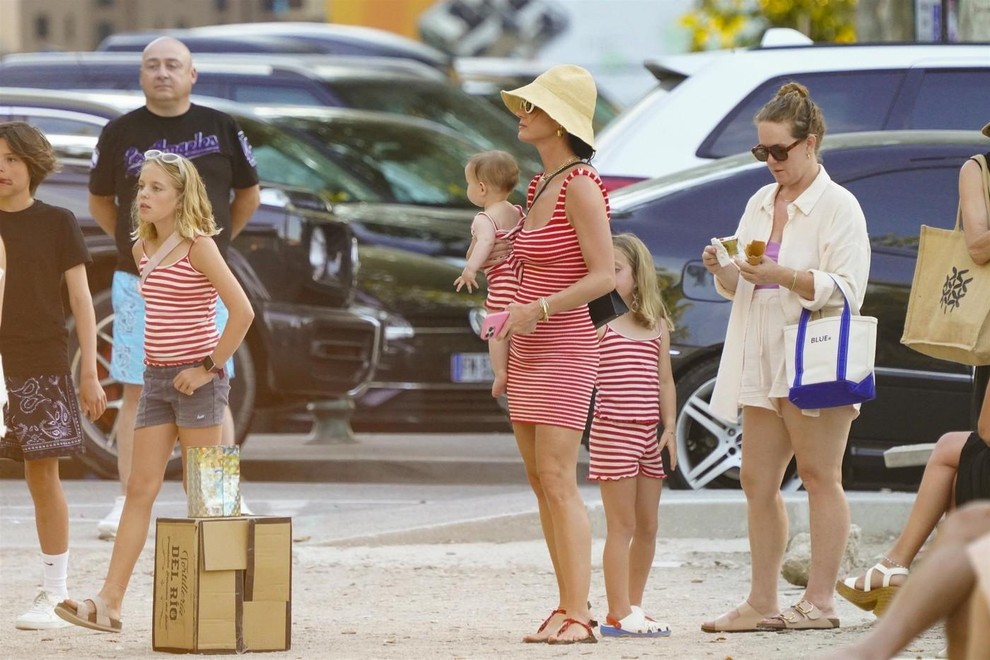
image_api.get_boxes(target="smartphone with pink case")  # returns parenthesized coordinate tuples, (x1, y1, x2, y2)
(480, 311, 509, 340)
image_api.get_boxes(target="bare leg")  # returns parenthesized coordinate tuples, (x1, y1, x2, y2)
(961, 587, 990, 660)
(221, 406, 235, 446)
(515, 423, 567, 641)
(68, 421, 223, 623)
(114, 383, 141, 492)
(628, 474, 662, 609)
(847, 431, 968, 590)
(600, 476, 637, 621)
(832, 502, 990, 660)
(784, 402, 856, 616)
(489, 338, 508, 398)
(740, 407, 792, 614)
(703, 406, 792, 630)
(535, 424, 593, 643)
(24, 457, 68, 554)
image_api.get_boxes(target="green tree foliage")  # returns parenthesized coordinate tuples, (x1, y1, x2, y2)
(681, 0, 858, 51)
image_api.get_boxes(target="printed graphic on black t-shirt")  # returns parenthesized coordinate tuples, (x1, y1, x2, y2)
(89, 104, 259, 274)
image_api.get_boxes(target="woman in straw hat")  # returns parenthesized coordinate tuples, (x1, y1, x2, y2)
(497, 65, 614, 644)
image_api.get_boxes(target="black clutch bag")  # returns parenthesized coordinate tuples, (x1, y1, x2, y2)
(588, 289, 629, 328)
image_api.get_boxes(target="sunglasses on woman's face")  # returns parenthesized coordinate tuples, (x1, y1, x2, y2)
(520, 100, 538, 114)
(751, 138, 804, 162)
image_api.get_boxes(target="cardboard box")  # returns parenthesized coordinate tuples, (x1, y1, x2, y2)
(153, 516, 291, 653)
(186, 446, 241, 517)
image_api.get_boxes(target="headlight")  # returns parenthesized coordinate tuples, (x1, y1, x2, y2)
(385, 316, 415, 341)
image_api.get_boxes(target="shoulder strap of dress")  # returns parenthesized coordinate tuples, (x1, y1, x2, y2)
(475, 211, 499, 233)
(558, 167, 611, 221)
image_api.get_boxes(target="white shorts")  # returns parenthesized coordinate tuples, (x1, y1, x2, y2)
(738, 289, 790, 415)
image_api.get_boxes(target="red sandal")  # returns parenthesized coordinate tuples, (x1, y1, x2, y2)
(547, 618, 597, 645)
(522, 608, 565, 643)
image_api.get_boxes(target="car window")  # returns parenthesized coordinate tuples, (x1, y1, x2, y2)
(0, 113, 104, 138)
(907, 70, 990, 131)
(701, 72, 905, 159)
(236, 117, 382, 204)
(843, 165, 960, 251)
(324, 78, 540, 171)
(230, 84, 326, 106)
(277, 116, 478, 207)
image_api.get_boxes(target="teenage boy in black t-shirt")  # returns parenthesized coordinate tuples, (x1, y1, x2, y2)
(89, 37, 260, 539)
(0, 121, 107, 630)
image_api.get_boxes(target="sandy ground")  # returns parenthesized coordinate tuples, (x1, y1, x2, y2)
(0, 531, 946, 659)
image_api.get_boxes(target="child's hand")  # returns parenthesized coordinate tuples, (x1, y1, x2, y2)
(173, 366, 217, 397)
(659, 428, 678, 473)
(79, 374, 108, 421)
(454, 270, 478, 293)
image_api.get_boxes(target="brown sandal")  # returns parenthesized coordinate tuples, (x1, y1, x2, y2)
(522, 608, 565, 643)
(547, 618, 597, 645)
(757, 600, 839, 631)
(701, 601, 771, 633)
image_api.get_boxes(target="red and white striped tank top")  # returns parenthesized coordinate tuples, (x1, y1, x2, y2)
(506, 168, 611, 428)
(594, 324, 662, 424)
(139, 240, 219, 366)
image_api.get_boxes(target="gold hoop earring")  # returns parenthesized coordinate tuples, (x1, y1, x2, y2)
(556, 126, 565, 137)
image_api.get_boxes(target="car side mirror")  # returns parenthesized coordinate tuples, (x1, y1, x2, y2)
(681, 261, 725, 303)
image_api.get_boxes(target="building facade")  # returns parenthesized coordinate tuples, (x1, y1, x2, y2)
(0, 0, 326, 54)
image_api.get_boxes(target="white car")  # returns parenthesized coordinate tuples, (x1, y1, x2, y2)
(595, 28, 990, 189)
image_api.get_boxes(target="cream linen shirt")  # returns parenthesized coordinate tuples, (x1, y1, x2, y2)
(709, 165, 871, 424)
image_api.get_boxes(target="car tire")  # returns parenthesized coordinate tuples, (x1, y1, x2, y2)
(670, 355, 801, 491)
(68, 289, 256, 480)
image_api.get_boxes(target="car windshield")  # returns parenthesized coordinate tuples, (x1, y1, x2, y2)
(236, 116, 385, 204)
(324, 78, 539, 172)
(273, 115, 481, 208)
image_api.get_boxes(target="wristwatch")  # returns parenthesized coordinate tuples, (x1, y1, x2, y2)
(201, 355, 219, 373)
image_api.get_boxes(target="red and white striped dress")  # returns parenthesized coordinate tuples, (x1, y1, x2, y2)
(506, 168, 610, 430)
(139, 239, 220, 367)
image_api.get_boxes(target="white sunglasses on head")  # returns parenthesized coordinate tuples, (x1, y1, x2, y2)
(144, 149, 186, 173)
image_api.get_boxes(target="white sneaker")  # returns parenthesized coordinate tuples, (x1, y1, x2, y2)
(97, 495, 126, 540)
(15, 590, 70, 630)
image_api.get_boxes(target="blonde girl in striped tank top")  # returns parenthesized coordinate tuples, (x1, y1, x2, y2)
(56, 153, 253, 634)
(589, 233, 676, 638)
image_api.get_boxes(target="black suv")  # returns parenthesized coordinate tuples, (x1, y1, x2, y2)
(609, 130, 984, 491)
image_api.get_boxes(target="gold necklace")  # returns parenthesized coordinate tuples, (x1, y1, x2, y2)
(532, 158, 583, 206)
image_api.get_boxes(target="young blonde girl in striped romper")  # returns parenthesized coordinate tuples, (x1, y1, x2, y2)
(589, 233, 677, 638)
(56, 152, 253, 634)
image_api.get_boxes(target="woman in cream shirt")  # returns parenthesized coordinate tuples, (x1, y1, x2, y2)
(699, 82, 870, 633)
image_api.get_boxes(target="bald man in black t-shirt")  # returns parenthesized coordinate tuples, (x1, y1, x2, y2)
(89, 37, 260, 538)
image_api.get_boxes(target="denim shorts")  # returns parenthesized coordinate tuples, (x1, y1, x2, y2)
(135, 363, 230, 429)
(110, 271, 234, 385)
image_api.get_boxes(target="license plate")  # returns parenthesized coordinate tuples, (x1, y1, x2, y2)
(451, 353, 493, 383)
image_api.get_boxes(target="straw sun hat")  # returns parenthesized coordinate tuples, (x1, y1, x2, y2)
(501, 64, 597, 150)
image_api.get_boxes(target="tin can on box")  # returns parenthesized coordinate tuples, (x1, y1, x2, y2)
(186, 446, 241, 517)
